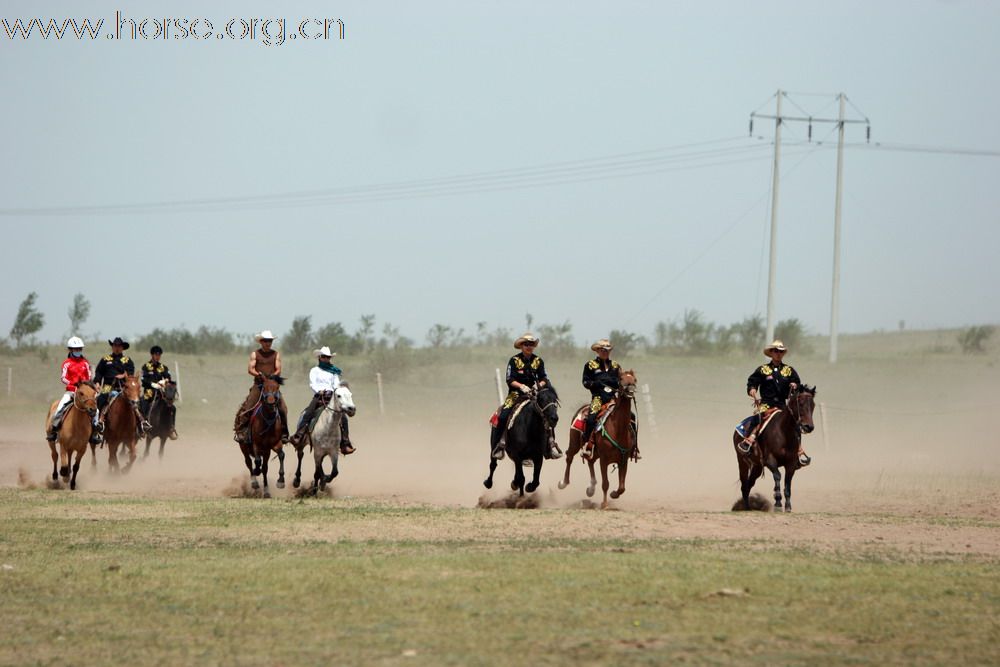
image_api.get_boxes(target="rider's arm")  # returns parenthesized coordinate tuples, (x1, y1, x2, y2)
(747, 367, 763, 397)
(60, 360, 71, 387)
(273, 352, 282, 376)
(248, 351, 258, 378)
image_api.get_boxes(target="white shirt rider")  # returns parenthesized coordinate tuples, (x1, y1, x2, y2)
(309, 365, 341, 394)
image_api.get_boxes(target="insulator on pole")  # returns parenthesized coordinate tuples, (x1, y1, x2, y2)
(808, 119, 813, 141)
(866, 125, 871, 143)
(749, 117, 754, 136)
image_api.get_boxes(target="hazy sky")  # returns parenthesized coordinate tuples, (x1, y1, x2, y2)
(2, 0, 998, 348)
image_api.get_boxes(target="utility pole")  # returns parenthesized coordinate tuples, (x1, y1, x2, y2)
(749, 91, 869, 360)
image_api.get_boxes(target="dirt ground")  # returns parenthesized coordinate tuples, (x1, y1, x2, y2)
(3, 413, 998, 560)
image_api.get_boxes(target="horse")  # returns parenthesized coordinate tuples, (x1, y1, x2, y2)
(483, 384, 560, 497)
(733, 385, 816, 512)
(239, 374, 286, 498)
(45, 382, 98, 490)
(295, 385, 356, 494)
(143, 380, 178, 460)
(557, 370, 638, 509)
(97, 375, 143, 473)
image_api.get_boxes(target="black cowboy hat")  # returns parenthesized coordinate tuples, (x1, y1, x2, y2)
(150, 345, 163, 355)
(108, 337, 130, 350)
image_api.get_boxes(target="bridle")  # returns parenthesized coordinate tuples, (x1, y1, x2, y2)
(73, 387, 97, 416)
(528, 387, 560, 431)
(787, 387, 813, 433)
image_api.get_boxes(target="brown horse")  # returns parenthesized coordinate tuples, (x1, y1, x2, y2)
(239, 374, 286, 498)
(46, 382, 98, 490)
(96, 375, 143, 473)
(733, 385, 816, 512)
(558, 369, 638, 509)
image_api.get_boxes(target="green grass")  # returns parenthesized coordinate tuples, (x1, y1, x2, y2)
(2, 490, 998, 666)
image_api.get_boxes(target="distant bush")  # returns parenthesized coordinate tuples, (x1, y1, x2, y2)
(957, 326, 994, 354)
(607, 329, 644, 358)
(773, 318, 811, 355)
(134, 326, 237, 355)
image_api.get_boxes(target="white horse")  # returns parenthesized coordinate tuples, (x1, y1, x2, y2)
(309, 385, 356, 493)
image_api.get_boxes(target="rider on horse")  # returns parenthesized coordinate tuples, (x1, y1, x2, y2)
(94, 337, 149, 440)
(141, 345, 178, 440)
(736, 339, 811, 467)
(580, 338, 639, 461)
(46, 336, 101, 445)
(234, 331, 290, 445)
(490, 332, 562, 461)
(289, 345, 355, 454)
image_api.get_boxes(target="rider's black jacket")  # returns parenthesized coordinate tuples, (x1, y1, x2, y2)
(94, 353, 135, 387)
(746, 362, 801, 409)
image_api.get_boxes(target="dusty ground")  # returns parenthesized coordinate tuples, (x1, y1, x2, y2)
(4, 414, 998, 560)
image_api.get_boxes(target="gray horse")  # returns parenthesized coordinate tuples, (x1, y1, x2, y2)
(307, 385, 356, 494)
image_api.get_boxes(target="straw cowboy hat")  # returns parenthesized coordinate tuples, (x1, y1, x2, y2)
(255, 330, 276, 341)
(763, 339, 787, 355)
(313, 346, 336, 357)
(107, 336, 130, 350)
(513, 332, 539, 350)
(590, 338, 613, 352)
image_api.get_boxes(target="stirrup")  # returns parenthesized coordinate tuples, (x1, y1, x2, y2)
(491, 445, 505, 461)
(798, 452, 811, 467)
(737, 438, 754, 454)
(340, 442, 355, 455)
(168, 429, 178, 440)
(46, 431, 58, 443)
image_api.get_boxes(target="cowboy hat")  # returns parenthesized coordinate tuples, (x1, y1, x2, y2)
(763, 339, 787, 355)
(313, 346, 336, 357)
(108, 337, 130, 350)
(590, 338, 613, 352)
(255, 330, 276, 341)
(513, 333, 539, 350)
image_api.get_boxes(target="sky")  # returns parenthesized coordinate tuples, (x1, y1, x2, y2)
(2, 0, 999, 349)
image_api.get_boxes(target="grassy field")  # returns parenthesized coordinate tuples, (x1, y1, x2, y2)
(1, 489, 998, 667)
(1, 328, 999, 665)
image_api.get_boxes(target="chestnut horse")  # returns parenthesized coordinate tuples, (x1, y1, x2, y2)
(97, 375, 143, 473)
(46, 382, 98, 490)
(733, 385, 816, 512)
(239, 374, 285, 497)
(143, 380, 178, 460)
(558, 369, 638, 509)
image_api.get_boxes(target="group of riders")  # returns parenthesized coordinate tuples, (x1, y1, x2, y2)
(46, 336, 178, 445)
(488, 332, 812, 467)
(46, 328, 811, 468)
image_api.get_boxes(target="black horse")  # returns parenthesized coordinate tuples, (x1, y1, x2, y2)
(143, 380, 178, 460)
(733, 385, 816, 512)
(484, 385, 560, 496)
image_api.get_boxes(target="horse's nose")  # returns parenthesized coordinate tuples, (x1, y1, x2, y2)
(803, 424, 814, 433)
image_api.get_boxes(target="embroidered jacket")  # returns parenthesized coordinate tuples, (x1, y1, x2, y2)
(94, 353, 135, 389)
(141, 360, 172, 400)
(746, 362, 801, 408)
(582, 357, 621, 398)
(505, 352, 548, 390)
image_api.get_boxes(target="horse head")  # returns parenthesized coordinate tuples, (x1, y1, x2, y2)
(261, 374, 283, 405)
(75, 381, 98, 416)
(160, 380, 178, 404)
(535, 384, 560, 427)
(121, 374, 142, 406)
(334, 385, 356, 417)
(619, 369, 638, 399)
(791, 385, 817, 434)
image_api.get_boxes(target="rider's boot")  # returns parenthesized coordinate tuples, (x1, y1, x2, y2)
(279, 407, 290, 445)
(339, 415, 355, 455)
(737, 433, 756, 454)
(46, 426, 58, 443)
(490, 426, 506, 460)
(580, 422, 596, 460)
(797, 446, 811, 467)
(89, 418, 103, 445)
(545, 433, 563, 459)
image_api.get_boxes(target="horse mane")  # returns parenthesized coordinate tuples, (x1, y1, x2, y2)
(799, 384, 817, 395)
(269, 374, 285, 386)
(540, 383, 558, 401)
(340, 381, 350, 389)
(78, 380, 96, 390)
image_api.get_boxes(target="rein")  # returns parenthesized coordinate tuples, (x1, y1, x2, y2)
(598, 385, 637, 462)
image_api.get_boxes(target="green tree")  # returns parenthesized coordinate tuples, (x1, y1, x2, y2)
(284, 316, 314, 354)
(774, 318, 810, 354)
(608, 329, 643, 358)
(957, 325, 994, 354)
(355, 314, 376, 353)
(426, 324, 453, 348)
(537, 320, 575, 356)
(314, 321, 355, 354)
(10, 292, 44, 348)
(67, 293, 90, 334)
(732, 314, 765, 356)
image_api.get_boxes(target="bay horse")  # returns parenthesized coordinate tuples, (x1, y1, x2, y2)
(46, 381, 98, 490)
(296, 385, 356, 494)
(483, 384, 560, 497)
(558, 370, 638, 509)
(97, 375, 143, 473)
(733, 385, 816, 512)
(239, 374, 286, 497)
(143, 380, 178, 460)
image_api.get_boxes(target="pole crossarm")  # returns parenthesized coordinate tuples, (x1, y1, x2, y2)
(751, 113, 869, 125)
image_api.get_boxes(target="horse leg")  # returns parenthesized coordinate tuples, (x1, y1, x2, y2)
(525, 456, 542, 493)
(70, 448, 82, 490)
(770, 465, 783, 509)
(324, 453, 339, 484)
(313, 453, 326, 493)
(158, 436, 166, 460)
(261, 453, 270, 498)
(90, 440, 98, 468)
(600, 459, 611, 509)
(558, 432, 581, 490)
(123, 439, 137, 474)
(276, 448, 286, 489)
(293, 445, 304, 488)
(143, 435, 152, 460)
(585, 456, 597, 498)
(50, 441, 59, 481)
(512, 461, 525, 497)
(783, 467, 795, 513)
(483, 457, 497, 489)
(250, 455, 261, 490)
(107, 438, 121, 473)
(609, 459, 628, 500)
(59, 443, 71, 481)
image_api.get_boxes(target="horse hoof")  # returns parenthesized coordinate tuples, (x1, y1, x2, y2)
(276, 481, 285, 489)
(483, 479, 493, 489)
(251, 480, 259, 490)
(585, 486, 595, 498)
(526, 482, 538, 493)
(262, 490, 271, 498)
(784, 506, 792, 513)
(510, 481, 518, 491)
(323, 475, 334, 484)
(601, 502, 609, 510)
(293, 479, 300, 489)
(70, 481, 76, 490)
(557, 481, 568, 490)
(610, 490, 623, 499)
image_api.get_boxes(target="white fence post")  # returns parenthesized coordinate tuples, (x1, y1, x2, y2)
(376, 372, 385, 417)
(641, 383, 659, 439)
(495, 368, 505, 404)
(173, 360, 182, 403)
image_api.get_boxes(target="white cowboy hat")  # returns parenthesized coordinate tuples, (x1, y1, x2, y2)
(513, 332, 539, 350)
(255, 330, 276, 341)
(313, 346, 336, 357)
(66, 336, 85, 349)
(590, 338, 613, 352)
(763, 339, 787, 355)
